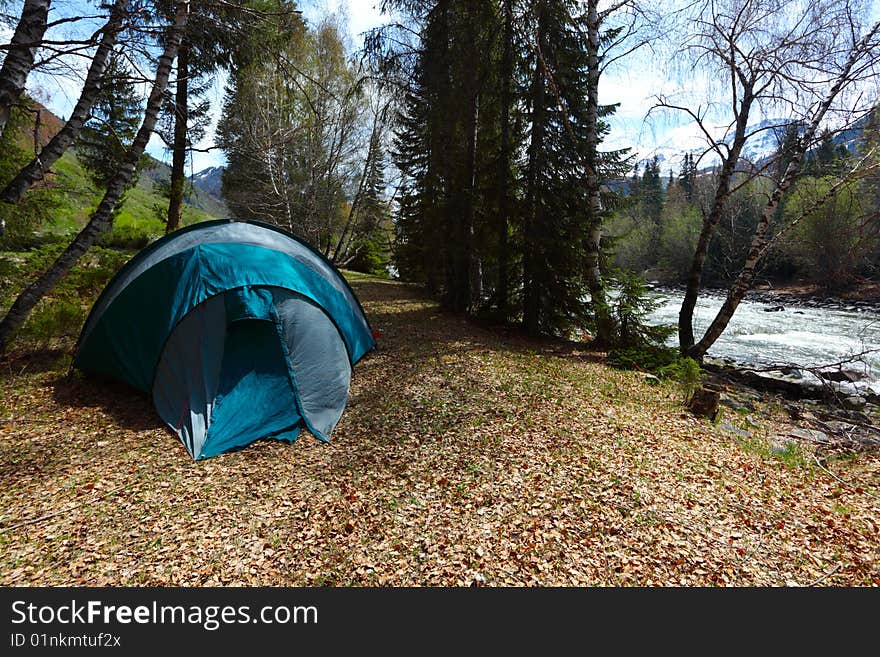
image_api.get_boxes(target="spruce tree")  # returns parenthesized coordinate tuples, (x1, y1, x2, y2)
(77, 52, 143, 190)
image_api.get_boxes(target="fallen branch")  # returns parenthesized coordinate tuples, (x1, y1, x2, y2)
(812, 454, 880, 501)
(0, 482, 131, 534)
(807, 563, 841, 587)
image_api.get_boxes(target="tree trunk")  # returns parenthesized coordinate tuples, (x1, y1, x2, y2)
(688, 18, 880, 360)
(583, 0, 613, 345)
(463, 88, 479, 312)
(689, 168, 796, 360)
(0, 2, 190, 354)
(495, 0, 513, 320)
(523, 6, 547, 337)
(0, 0, 129, 205)
(166, 37, 189, 234)
(331, 110, 381, 263)
(0, 0, 51, 137)
(679, 85, 754, 353)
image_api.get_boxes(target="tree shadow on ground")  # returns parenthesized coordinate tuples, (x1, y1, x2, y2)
(341, 279, 607, 453)
(50, 372, 164, 433)
(1, 346, 72, 379)
(14, 279, 605, 465)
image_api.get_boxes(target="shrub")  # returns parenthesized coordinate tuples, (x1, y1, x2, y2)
(21, 299, 85, 345)
(608, 344, 703, 395)
(608, 271, 675, 348)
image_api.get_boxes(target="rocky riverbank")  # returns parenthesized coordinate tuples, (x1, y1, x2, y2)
(702, 359, 880, 453)
(648, 282, 880, 314)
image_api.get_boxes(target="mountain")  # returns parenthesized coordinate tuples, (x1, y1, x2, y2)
(142, 161, 228, 219)
(633, 117, 791, 175)
(633, 113, 873, 177)
(192, 166, 224, 198)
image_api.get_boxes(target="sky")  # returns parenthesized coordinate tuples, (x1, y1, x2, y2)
(11, 0, 880, 175)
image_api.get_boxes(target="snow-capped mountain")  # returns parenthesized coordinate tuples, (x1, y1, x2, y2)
(632, 118, 791, 175)
(631, 113, 871, 176)
(191, 166, 224, 198)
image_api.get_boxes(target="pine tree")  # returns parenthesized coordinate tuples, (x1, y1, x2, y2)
(677, 153, 696, 201)
(77, 52, 143, 189)
(805, 129, 842, 176)
(640, 155, 663, 226)
(522, 0, 612, 336)
(161, 2, 242, 233)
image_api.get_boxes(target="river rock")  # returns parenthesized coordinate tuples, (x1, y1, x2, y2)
(770, 437, 798, 454)
(838, 409, 872, 423)
(720, 396, 753, 411)
(818, 367, 870, 383)
(843, 395, 867, 410)
(718, 422, 752, 439)
(789, 427, 830, 443)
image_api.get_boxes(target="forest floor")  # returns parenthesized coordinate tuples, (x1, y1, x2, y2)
(1, 276, 878, 586)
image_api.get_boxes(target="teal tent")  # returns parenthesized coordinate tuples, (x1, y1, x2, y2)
(74, 220, 375, 460)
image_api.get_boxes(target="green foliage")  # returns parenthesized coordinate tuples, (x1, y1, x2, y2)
(0, 103, 65, 246)
(347, 228, 391, 277)
(607, 272, 674, 347)
(678, 152, 697, 201)
(640, 155, 663, 226)
(1, 243, 131, 346)
(608, 214, 654, 274)
(608, 345, 678, 371)
(77, 52, 143, 189)
(781, 176, 876, 291)
(20, 299, 85, 345)
(608, 344, 703, 393)
(664, 356, 703, 400)
(657, 202, 702, 280)
(97, 223, 155, 250)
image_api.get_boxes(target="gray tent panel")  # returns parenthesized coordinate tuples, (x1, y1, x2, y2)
(151, 287, 351, 458)
(152, 294, 226, 459)
(272, 289, 352, 440)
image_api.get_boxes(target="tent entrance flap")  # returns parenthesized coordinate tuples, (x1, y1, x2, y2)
(200, 318, 301, 459)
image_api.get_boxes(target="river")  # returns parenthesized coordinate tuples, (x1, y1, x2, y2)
(648, 290, 880, 377)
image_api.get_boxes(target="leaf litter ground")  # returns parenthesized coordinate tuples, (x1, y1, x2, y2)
(1, 278, 878, 586)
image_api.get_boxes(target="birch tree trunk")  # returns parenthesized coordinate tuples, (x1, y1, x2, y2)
(0, 2, 190, 353)
(0, 0, 129, 205)
(583, 0, 613, 345)
(689, 18, 880, 360)
(0, 0, 51, 136)
(678, 85, 754, 353)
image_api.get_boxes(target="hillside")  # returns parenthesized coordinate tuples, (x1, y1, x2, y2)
(37, 150, 224, 243)
(7, 100, 228, 240)
(1, 276, 877, 586)
(142, 160, 228, 220)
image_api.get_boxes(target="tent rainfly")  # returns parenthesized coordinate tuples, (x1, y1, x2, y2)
(74, 220, 375, 460)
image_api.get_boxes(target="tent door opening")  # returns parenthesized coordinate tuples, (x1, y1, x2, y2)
(204, 318, 302, 456)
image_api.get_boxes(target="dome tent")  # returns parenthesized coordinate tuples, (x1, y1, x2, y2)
(74, 220, 375, 460)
